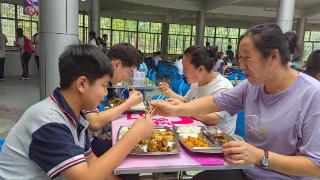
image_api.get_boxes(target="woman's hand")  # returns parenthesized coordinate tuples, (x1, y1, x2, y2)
(158, 82, 173, 96)
(223, 141, 264, 165)
(150, 100, 176, 117)
(167, 98, 184, 105)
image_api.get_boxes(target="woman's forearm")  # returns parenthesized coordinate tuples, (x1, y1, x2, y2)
(175, 96, 221, 116)
(268, 152, 320, 178)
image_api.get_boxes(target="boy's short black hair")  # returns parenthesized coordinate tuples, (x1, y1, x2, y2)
(107, 43, 140, 67)
(59, 44, 113, 89)
(184, 45, 214, 72)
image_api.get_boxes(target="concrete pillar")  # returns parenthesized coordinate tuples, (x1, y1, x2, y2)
(90, 0, 100, 37)
(296, 18, 307, 59)
(40, 0, 79, 99)
(161, 22, 169, 55)
(276, 0, 296, 33)
(195, 11, 205, 46)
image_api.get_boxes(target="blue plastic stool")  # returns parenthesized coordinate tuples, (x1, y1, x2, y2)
(0, 138, 4, 152)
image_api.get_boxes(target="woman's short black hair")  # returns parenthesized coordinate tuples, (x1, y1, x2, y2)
(242, 24, 293, 65)
(107, 43, 140, 67)
(59, 44, 113, 89)
(183, 45, 214, 72)
(306, 50, 320, 78)
(16, 28, 24, 38)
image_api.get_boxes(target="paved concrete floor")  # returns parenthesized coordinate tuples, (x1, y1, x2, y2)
(0, 76, 40, 138)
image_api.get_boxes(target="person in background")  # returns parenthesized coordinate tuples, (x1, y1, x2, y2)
(89, 31, 98, 47)
(0, 28, 7, 81)
(102, 34, 108, 53)
(285, 31, 302, 71)
(205, 42, 210, 50)
(214, 51, 224, 71)
(85, 43, 143, 157)
(97, 37, 103, 50)
(138, 50, 148, 72)
(14, 28, 32, 80)
(305, 49, 320, 80)
(159, 46, 236, 135)
(226, 45, 234, 62)
(152, 24, 320, 180)
(208, 45, 218, 62)
(153, 51, 162, 67)
(0, 44, 154, 180)
(174, 55, 183, 75)
(32, 32, 40, 71)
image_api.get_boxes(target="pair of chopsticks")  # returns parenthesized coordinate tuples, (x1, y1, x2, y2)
(145, 95, 164, 117)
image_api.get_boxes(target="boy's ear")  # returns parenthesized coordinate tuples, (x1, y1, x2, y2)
(112, 59, 122, 68)
(198, 65, 205, 72)
(76, 76, 89, 93)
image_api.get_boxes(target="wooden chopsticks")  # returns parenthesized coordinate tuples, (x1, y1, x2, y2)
(145, 95, 164, 117)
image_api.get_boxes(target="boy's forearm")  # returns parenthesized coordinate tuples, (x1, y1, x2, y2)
(87, 129, 141, 178)
(88, 101, 132, 131)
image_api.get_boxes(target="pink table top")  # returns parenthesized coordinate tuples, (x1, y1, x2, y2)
(112, 113, 249, 174)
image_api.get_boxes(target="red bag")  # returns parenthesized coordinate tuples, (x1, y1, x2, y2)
(23, 36, 33, 54)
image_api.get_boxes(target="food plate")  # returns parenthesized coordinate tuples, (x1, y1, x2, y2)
(126, 102, 147, 112)
(174, 125, 236, 154)
(117, 126, 181, 155)
(108, 98, 147, 112)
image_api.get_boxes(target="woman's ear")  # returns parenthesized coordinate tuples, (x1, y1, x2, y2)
(268, 49, 281, 66)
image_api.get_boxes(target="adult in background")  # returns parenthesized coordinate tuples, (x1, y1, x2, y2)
(305, 49, 320, 80)
(285, 31, 302, 71)
(32, 32, 39, 71)
(0, 28, 7, 81)
(89, 31, 98, 47)
(102, 34, 108, 53)
(14, 28, 32, 80)
(226, 44, 234, 62)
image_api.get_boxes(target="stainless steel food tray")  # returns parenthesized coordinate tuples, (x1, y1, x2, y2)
(117, 125, 181, 155)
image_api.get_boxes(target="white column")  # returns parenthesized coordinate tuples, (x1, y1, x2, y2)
(296, 18, 307, 58)
(40, 0, 79, 99)
(276, 0, 296, 33)
(195, 11, 205, 46)
(90, 0, 100, 37)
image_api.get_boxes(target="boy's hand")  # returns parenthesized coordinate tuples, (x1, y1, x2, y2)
(131, 116, 154, 140)
(158, 82, 173, 96)
(126, 90, 143, 107)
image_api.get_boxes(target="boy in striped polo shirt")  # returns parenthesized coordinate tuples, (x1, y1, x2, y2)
(0, 44, 154, 179)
